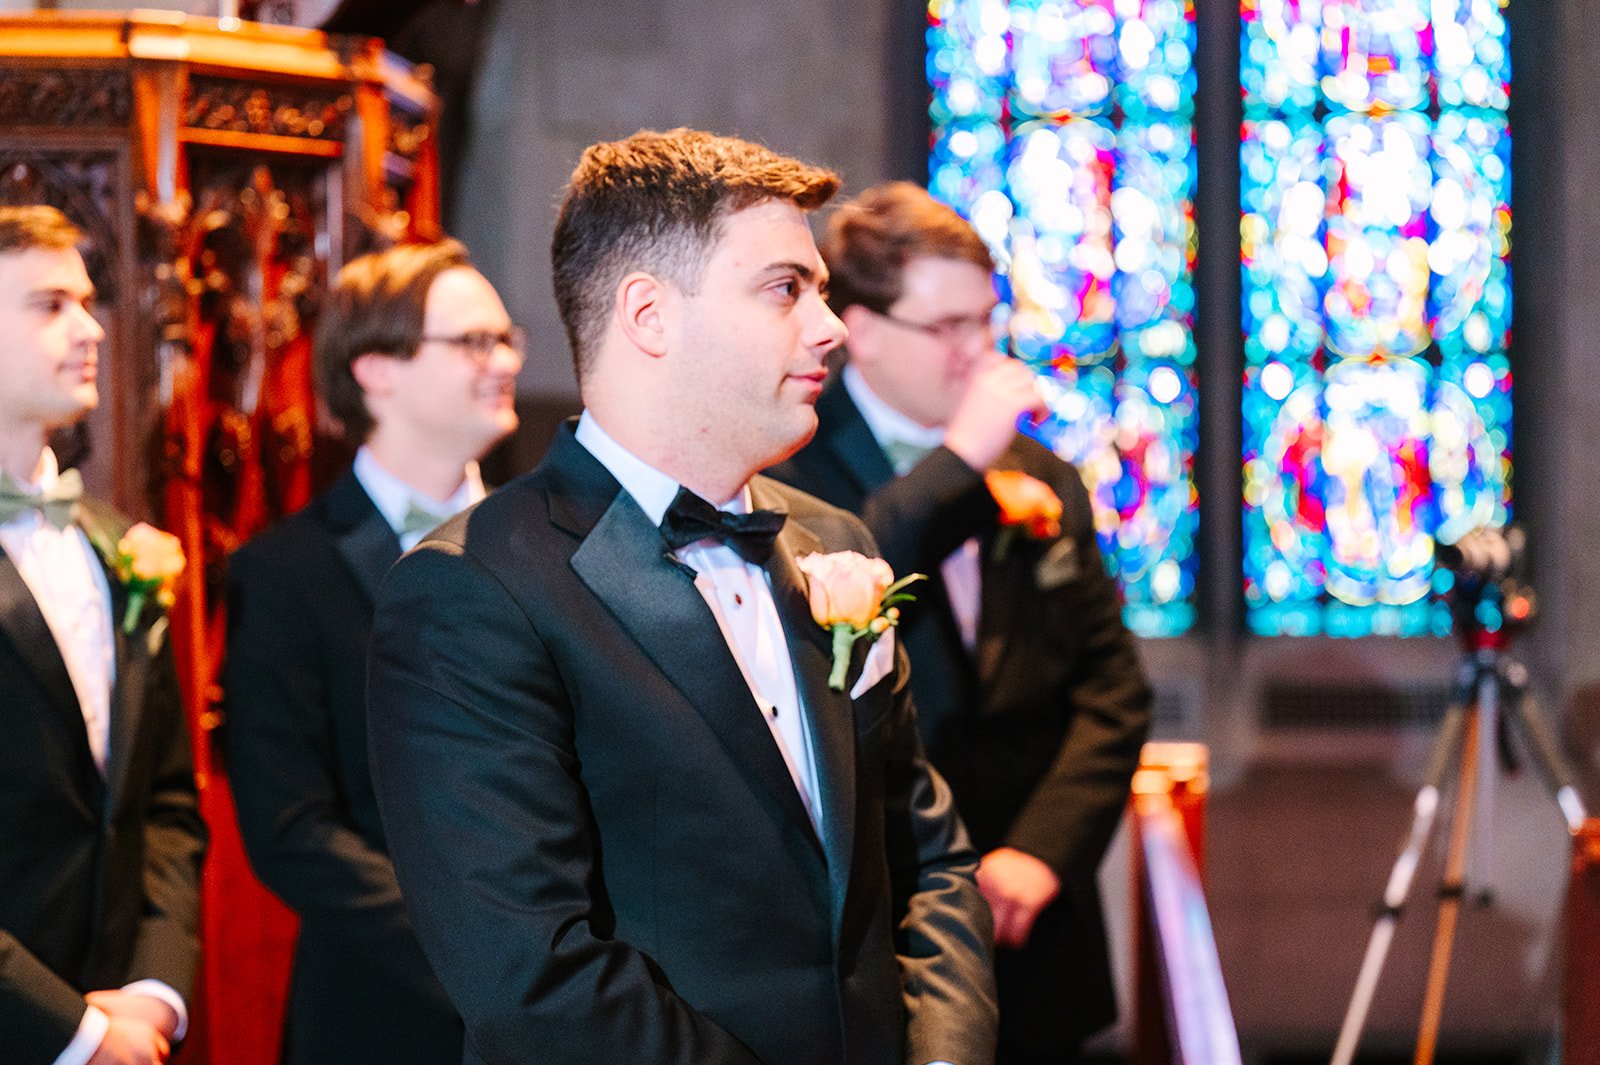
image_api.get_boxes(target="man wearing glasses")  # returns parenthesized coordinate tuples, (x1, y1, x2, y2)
(771, 183, 1151, 1065)
(222, 240, 522, 1065)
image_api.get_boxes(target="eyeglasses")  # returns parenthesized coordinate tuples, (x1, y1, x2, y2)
(875, 308, 998, 345)
(420, 325, 526, 365)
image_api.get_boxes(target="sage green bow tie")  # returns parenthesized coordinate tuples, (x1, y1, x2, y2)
(399, 501, 450, 538)
(0, 468, 83, 530)
(882, 439, 935, 474)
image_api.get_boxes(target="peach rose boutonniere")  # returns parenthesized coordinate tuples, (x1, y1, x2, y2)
(796, 551, 925, 691)
(108, 522, 186, 634)
(985, 469, 1063, 562)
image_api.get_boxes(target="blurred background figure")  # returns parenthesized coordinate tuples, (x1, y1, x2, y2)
(222, 239, 521, 1065)
(770, 182, 1152, 1065)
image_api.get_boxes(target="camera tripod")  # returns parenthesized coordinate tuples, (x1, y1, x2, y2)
(1329, 592, 1587, 1065)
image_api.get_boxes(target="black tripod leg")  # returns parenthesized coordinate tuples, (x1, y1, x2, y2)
(1501, 666, 1588, 832)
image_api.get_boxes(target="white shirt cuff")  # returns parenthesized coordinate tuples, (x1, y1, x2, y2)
(51, 1004, 108, 1065)
(120, 979, 189, 1040)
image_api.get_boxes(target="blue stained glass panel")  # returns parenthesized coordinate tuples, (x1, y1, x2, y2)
(1240, 0, 1512, 638)
(929, 0, 1199, 638)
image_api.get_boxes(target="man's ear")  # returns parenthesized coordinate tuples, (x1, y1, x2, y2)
(839, 305, 879, 364)
(349, 352, 394, 397)
(614, 271, 672, 358)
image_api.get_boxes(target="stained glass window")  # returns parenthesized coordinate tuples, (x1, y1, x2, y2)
(928, 0, 1200, 638)
(1240, 0, 1512, 637)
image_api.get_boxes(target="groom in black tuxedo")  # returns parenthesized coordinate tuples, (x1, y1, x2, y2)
(0, 205, 205, 1065)
(367, 129, 996, 1065)
(770, 183, 1151, 1064)
(223, 240, 522, 1064)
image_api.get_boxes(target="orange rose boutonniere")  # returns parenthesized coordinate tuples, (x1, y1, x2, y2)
(110, 522, 186, 634)
(796, 551, 925, 690)
(986, 469, 1063, 562)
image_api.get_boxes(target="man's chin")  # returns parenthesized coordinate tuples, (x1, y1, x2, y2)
(48, 393, 97, 426)
(760, 411, 818, 471)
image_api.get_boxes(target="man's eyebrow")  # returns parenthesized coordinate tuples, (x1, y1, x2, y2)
(759, 261, 819, 283)
(28, 285, 95, 302)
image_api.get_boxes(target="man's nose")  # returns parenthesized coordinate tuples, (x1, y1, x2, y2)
(73, 304, 105, 344)
(809, 299, 848, 352)
(488, 340, 524, 374)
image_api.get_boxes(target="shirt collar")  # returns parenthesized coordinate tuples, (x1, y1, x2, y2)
(574, 411, 750, 526)
(352, 445, 485, 537)
(841, 363, 945, 452)
(36, 447, 60, 491)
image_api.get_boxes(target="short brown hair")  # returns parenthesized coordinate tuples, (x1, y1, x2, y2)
(0, 205, 82, 256)
(551, 128, 840, 381)
(314, 239, 471, 441)
(821, 181, 993, 316)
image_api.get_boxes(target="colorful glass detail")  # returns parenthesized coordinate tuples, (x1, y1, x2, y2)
(928, 0, 1199, 638)
(1241, 0, 1512, 637)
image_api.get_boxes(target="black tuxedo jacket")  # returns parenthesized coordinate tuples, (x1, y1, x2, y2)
(0, 499, 205, 1065)
(770, 381, 1152, 1051)
(366, 425, 997, 1065)
(222, 471, 461, 1064)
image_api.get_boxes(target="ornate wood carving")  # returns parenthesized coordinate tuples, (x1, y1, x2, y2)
(0, 66, 133, 128)
(0, 152, 122, 300)
(184, 75, 353, 141)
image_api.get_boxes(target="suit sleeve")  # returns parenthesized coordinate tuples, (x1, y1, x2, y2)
(125, 630, 206, 1001)
(1002, 463, 1152, 880)
(852, 447, 998, 581)
(367, 542, 762, 1065)
(880, 636, 999, 1065)
(222, 549, 443, 1003)
(0, 931, 90, 1065)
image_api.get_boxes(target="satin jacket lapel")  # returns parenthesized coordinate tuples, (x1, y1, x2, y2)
(560, 440, 824, 856)
(327, 472, 403, 606)
(757, 488, 857, 919)
(975, 441, 1059, 688)
(75, 499, 145, 806)
(0, 547, 93, 761)
(975, 532, 1033, 688)
(102, 574, 146, 809)
(818, 382, 896, 496)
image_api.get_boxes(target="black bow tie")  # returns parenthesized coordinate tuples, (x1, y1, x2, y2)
(660, 487, 786, 565)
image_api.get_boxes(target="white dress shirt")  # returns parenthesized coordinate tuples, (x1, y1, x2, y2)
(0, 450, 189, 1065)
(842, 366, 983, 652)
(575, 413, 826, 837)
(0, 448, 115, 773)
(352, 445, 487, 551)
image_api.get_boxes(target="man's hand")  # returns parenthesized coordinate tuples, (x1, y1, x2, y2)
(943, 356, 1050, 473)
(86, 1016, 170, 1065)
(977, 847, 1061, 950)
(85, 990, 180, 1040)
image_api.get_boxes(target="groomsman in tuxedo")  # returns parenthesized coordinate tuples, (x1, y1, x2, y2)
(0, 206, 205, 1065)
(770, 183, 1152, 1065)
(367, 129, 997, 1065)
(223, 240, 522, 1064)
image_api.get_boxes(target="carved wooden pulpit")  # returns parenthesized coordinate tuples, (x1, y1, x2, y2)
(0, 13, 440, 1062)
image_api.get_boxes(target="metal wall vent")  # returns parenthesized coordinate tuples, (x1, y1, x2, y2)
(1262, 683, 1455, 730)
